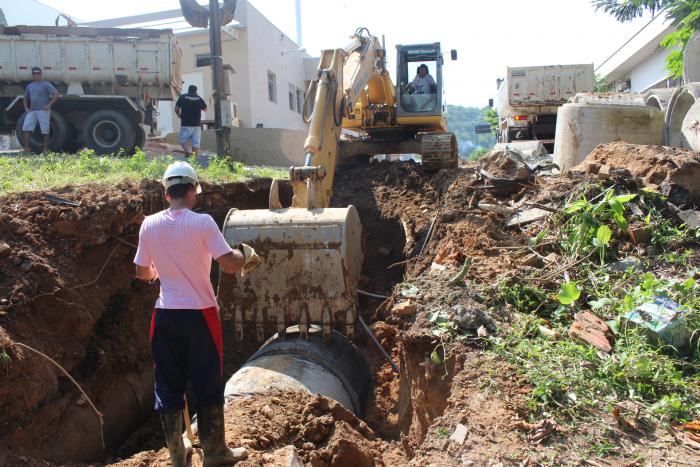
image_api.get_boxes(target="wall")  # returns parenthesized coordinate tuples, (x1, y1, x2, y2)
(243, 2, 309, 131)
(199, 128, 307, 166)
(628, 45, 674, 92)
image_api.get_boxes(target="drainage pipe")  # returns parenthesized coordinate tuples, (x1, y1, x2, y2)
(222, 326, 371, 416)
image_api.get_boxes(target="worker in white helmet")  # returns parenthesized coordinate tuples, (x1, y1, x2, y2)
(133, 161, 260, 467)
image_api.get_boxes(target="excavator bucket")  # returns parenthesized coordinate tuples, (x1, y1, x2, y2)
(217, 205, 364, 343)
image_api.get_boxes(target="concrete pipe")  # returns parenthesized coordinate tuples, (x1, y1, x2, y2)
(223, 326, 371, 416)
(553, 98, 665, 170)
(665, 83, 700, 152)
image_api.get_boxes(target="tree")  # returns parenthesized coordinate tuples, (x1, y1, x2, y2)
(592, 0, 700, 78)
(593, 74, 613, 92)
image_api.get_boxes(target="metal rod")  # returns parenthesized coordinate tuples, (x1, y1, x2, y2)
(418, 210, 440, 257)
(357, 289, 390, 300)
(358, 315, 399, 374)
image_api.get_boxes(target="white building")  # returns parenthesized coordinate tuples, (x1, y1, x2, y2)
(0, 0, 75, 27)
(82, 0, 313, 134)
(596, 13, 682, 92)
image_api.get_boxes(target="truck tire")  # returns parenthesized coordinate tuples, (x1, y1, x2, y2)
(82, 110, 136, 155)
(15, 111, 72, 153)
(134, 124, 146, 152)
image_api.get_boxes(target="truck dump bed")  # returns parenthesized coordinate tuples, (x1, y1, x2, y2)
(0, 26, 181, 99)
(495, 64, 593, 118)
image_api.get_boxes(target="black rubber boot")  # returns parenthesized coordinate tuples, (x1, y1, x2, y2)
(159, 410, 192, 467)
(198, 405, 248, 466)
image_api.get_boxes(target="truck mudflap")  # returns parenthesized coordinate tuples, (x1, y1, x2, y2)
(217, 205, 364, 343)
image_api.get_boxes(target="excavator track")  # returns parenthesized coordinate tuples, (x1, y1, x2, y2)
(420, 132, 458, 170)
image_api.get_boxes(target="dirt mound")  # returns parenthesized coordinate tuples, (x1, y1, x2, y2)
(479, 149, 530, 180)
(112, 391, 385, 467)
(578, 142, 700, 201)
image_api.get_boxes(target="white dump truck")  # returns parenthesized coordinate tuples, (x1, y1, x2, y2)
(0, 25, 181, 154)
(492, 64, 593, 153)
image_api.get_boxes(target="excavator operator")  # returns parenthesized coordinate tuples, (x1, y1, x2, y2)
(409, 64, 436, 95)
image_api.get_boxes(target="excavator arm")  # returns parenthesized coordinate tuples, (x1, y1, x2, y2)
(292, 28, 394, 209)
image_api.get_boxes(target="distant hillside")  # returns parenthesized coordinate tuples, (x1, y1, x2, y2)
(447, 105, 496, 157)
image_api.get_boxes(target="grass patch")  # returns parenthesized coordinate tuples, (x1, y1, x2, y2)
(489, 184, 700, 427)
(0, 149, 288, 195)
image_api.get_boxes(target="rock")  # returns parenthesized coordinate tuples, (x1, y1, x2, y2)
(52, 220, 77, 236)
(262, 444, 304, 467)
(661, 181, 691, 205)
(331, 439, 374, 467)
(519, 253, 544, 268)
(582, 161, 601, 175)
(261, 404, 274, 420)
(610, 257, 643, 273)
(543, 252, 559, 264)
(450, 303, 493, 332)
(477, 325, 490, 337)
(597, 165, 612, 179)
(568, 311, 615, 353)
(679, 210, 700, 229)
(628, 226, 651, 245)
(0, 242, 10, 258)
(479, 149, 530, 180)
(392, 300, 417, 316)
(449, 423, 468, 444)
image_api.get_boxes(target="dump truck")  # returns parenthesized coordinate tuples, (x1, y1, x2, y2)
(491, 64, 593, 153)
(0, 25, 182, 154)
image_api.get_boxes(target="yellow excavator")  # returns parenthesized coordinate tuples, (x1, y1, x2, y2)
(217, 28, 457, 343)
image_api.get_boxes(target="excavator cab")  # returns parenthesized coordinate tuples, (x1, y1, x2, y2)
(397, 43, 443, 116)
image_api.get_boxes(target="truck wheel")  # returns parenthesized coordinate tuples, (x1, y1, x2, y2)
(82, 110, 136, 155)
(134, 124, 146, 152)
(15, 111, 71, 153)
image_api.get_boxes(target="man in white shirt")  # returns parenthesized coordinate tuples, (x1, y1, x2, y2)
(410, 64, 436, 95)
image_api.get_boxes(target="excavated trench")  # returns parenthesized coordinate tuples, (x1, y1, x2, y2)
(0, 162, 463, 466)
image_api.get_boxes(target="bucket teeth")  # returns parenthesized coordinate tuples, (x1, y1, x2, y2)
(322, 308, 332, 344)
(277, 308, 286, 338)
(235, 306, 243, 341)
(256, 306, 265, 342)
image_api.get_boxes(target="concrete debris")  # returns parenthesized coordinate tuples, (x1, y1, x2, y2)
(392, 300, 417, 316)
(449, 423, 468, 444)
(477, 325, 490, 337)
(479, 149, 530, 180)
(449, 304, 494, 332)
(0, 242, 10, 258)
(568, 311, 615, 353)
(679, 210, 700, 229)
(506, 207, 552, 227)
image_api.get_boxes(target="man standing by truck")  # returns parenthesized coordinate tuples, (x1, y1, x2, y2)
(22, 67, 59, 154)
(175, 85, 208, 157)
(134, 161, 260, 467)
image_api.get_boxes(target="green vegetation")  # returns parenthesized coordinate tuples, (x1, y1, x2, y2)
(447, 105, 496, 159)
(0, 149, 288, 195)
(593, 0, 700, 78)
(593, 74, 613, 92)
(490, 183, 700, 427)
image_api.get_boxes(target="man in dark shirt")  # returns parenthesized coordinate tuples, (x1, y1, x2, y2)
(175, 85, 208, 156)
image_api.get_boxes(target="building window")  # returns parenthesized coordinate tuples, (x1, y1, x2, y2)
(288, 83, 296, 111)
(296, 88, 304, 114)
(267, 71, 277, 103)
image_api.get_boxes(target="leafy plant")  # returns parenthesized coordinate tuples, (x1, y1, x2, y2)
(593, 225, 612, 265)
(557, 282, 581, 305)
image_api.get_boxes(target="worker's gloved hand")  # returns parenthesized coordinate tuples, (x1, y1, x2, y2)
(238, 243, 261, 277)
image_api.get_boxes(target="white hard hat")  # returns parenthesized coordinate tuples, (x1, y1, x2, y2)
(162, 161, 202, 194)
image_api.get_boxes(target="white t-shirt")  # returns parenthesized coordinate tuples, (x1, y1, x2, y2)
(134, 208, 233, 309)
(411, 74, 436, 94)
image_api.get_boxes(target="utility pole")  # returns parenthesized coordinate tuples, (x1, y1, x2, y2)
(209, 0, 229, 156)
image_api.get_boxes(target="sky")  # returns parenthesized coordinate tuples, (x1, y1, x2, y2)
(37, 0, 655, 107)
